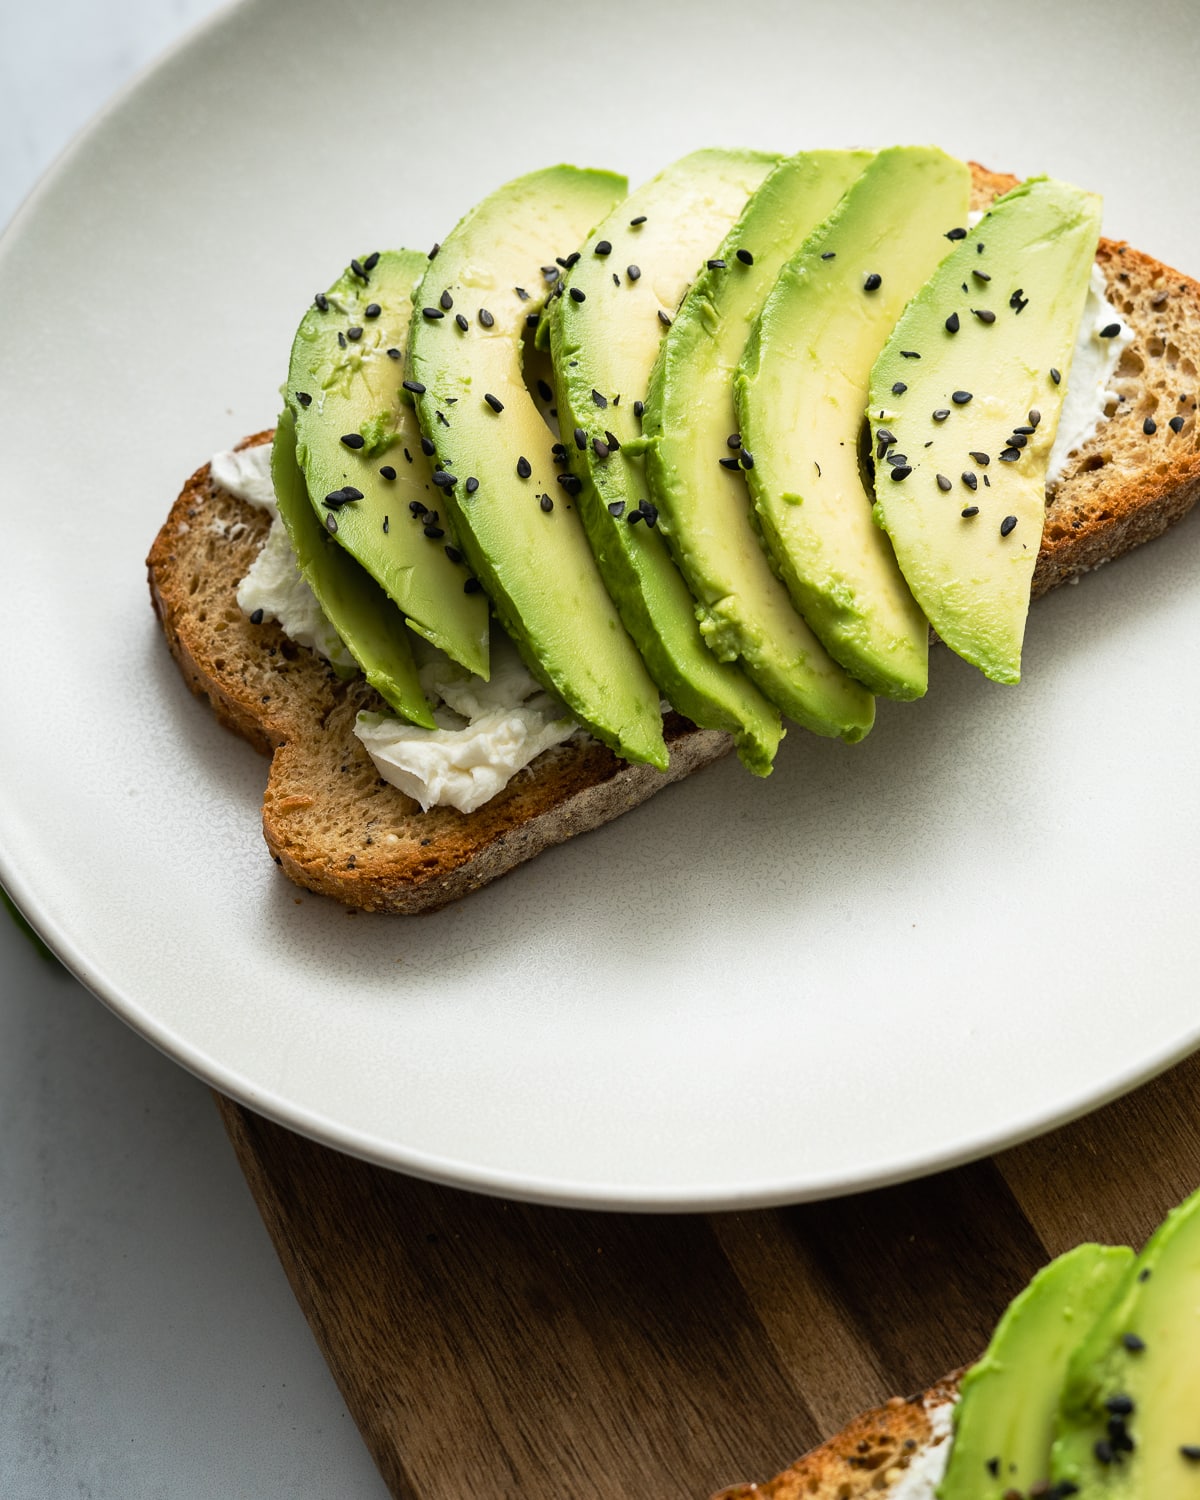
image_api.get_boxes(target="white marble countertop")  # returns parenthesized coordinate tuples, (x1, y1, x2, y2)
(0, 7, 388, 1493)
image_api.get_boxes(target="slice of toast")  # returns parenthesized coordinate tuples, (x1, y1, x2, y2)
(709, 1376, 962, 1500)
(147, 166, 1200, 913)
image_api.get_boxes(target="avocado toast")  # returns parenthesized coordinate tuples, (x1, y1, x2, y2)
(147, 160, 1200, 912)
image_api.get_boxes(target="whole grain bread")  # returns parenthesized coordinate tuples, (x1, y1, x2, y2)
(146, 164, 1200, 913)
(709, 1377, 961, 1500)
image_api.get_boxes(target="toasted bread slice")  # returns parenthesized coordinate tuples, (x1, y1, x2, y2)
(147, 165, 1200, 913)
(709, 1377, 961, 1500)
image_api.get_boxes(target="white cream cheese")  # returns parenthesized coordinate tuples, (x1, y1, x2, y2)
(212, 442, 357, 672)
(881, 1398, 956, 1500)
(1045, 264, 1134, 485)
(354, 634, 578, 815)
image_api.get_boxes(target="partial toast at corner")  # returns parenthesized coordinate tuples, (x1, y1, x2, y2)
(710, 1376, 962, 1500)
(147, 165, 1200, 914)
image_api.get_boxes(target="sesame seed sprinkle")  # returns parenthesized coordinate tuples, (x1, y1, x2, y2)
(515, 286, 529, 300)
(341, 433, 365, 450)
(707, 259, 727, 270)
(658, 310, 672, 327)
(592, 439, 609, 459)
(972, 308, 996, 324)
(1000, 514, 1017, 536)
(439, 290, 453, 310)
(973, 269, 991, 283)
(431, 472, 457, 490)
(969, 451, 990, 465)
(464, 578, 482, 594)
(892, 382, 907, 395)
(1170, 414, 1185, 432)
(537, 379, 553, 402)
(1144, 416, 1158, 434)
(422, 307, 444, 320)
(296, 392, 312, 407)
(999, 447, 1021, 462)
(609, 500, 626, 518)
(864, 273, 882, 292)
(517, 455, 531, 478)
(465, 477, 479, 494)
(727, 433, 742, 448)
(736, 249, 754, 265)
(901, 350, 921, 359)
(1050, 368, 1062, 384)
(484, 392, 503, 413)
(936, 474, 952, 491)
(952, 390, 973, 405)
(573, 427, 587, 451)
(605, 430, 621, 451)
(540, 494, 554, 512)
(478, 308, 494, 328)
(379, 465, 396, 480)
(250, 607, 264, 624)
(933, 408, 950, 421)
(945, 312, 960, 333)
(1029, 409, 1042, 426)
(594, 239, 612, 256)
(719, 457, 741, 470)
(455, 313, 468, 331)
(314, 292, 329, 311)
(570, 287, 587, 303)
(634, 400, 644, 420)
(592, 388, 608, 408)
(325, 513, 338, 533)
(961, 505, 979, 517)
(420, 437, 436, 456)
(630, 214, 647, 226)
(945, 227, 967, 241)
(350, 258, 367, 280)
(346, 326, 363, 341)
(821, 251, 836, 260)
(962, 472, 978, 491)
(1100, 322, 1121, 339)
(890, 465, 912, 480)
(386, 347, 402, 360)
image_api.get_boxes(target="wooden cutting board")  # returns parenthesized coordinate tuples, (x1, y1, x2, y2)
(215, 1050, 1200, 1500)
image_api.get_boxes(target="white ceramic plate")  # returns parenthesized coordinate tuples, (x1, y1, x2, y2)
(2, 0, 1198, 1210)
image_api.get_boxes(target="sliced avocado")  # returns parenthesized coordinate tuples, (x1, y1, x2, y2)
(1052, 1186, 1200, 1499)
(939, 1244, 1134, 1500)
(270, 409, 434, 726)
(869, 178, 1102, 684)
(641, 150, 875, 743)
(547, 149, 783, 776)
(736, 146, 971, 700)
(283, 250, 489, 679)
(406, 166, 668, 770)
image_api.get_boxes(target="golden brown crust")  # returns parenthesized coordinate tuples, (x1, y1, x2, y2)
(711, 1377, 961, 1500)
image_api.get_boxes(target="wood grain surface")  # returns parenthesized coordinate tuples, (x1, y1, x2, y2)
(215, 1049, 1200, 1500)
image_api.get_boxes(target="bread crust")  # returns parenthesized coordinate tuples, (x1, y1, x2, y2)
(148, 163, 1200, 913)
(711, 1377, 961, 1500)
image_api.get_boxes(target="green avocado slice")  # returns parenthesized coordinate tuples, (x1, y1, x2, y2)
(736, 145, 971, 700)
(938, 1243, 1134, 1500)
(548, 149, 784, 776)
(284, 250, 489, 679)
(269, 409, 434, 726)
(1051, 1185, 1200, 1499)
(641, 149, 875, 743)
(869, 178, 1102, 684)
(406, 166, 667, 770)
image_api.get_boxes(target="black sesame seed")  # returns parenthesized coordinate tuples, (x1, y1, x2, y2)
(630, 214, 647, 226)
(608, 501, 626, 517)
(900, 350, 921, 359)
(1029, 408, 1042, 426)
(1170, 414, 1185, 432)
(346, 325, 363, 341)
(350, 258, 367, 280)
(961, 505, 979, 517)
(573, 427, 587, 451)
(1122, 1333, 1146, 1352)
(739, 450, 754, 470)
(1050, 368, 1062, 384)
(325, 513, 338, 533)
(1013, 426, 1035, 436)
(551, 442, 566, 458)
(379, 465, 396, 481)
(444, 544, 462, 564)
(986, 1460, 1001, 1479)
(428, 242, 440, 261)
(526, 313, 540, 328)
(892, 382, 908, 395)
(484, 392, 504, 413)
(363, 251, 380, 271)
(314, 292, 329, 311)
(249, 607, 264, 624)
(1144, 416, 1158, 434)
(707, 259, 727, 270)
(386, 347, 402, 360)
(1010, 289, 1029, 314)
(540, 494, 554, 513)
(727, 433, 742, 449)
(438, 290, 453, 311)
(864, 273, 882, 292)
(341, 433, 365, 450)
(478, 308, 494, 329)
(962, 472, 978, 491)
(1094, 1442, 1114, 1466)
(420, 437, 435, 457)
(557, 473, 582, 495)
(431, 471, 457, 489)
(1180, 1447, 1200, 1462)
(382, 517, 389, 534)
(516, 455, 531, 478)
(1000, 514, 1017, 536)
(423, 524, 445, 538)
(736, 248, 754, 265)
(719, 457, 741, 470)
(952, 390, 973, 405)
(422, 307, 444, 320)
(973, 269, 992, 283)
(536, 379, 553, 403)
(945, 227, 967, 241)
(594, 239, 612, 256)
(969, 451, 990, 465)
(641, 501, 659, 528)
(627, 264, 641, 281)
(885, 452, 908, 466)
(591, 388, 608, 409)
(890, 465, 912, 480)
(612, 273, 620, 286)
(465, 477, 479, 494)
(876, 427, 897, 452)
(296, 391, 312, 407)
(604, 430, 620, 451)
(452, 313, 467, 332)
(364, 302, 381, 318)
(936, 474, 952, 492)
(999, 447, 1022, 462)
(592, 438, 609, 459)
(1105, 1396, 1135, 1417)
(1100, 322, 1121, 339)
(464, 577, 482, 594)
(409, 500, 427, 516)
(977, 241, 985, 253)
(821, 251, 836, 260)
(1008, 433, 1028, 448)
(658, 309, 672, 327)
(403, 379, 426, 395)
(945, 312, 961, 334)
(627, 509, 644, 525)
(568, 287, 585, 304)
(337, 333, 346, 348)
(633, 400, 644, 420)
(933, 408, 950, 421)
(972, 308, 996, 324)
(515, 286, 529, 300)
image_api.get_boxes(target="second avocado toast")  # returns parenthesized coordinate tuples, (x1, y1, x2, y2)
(148, 151, 1200, 911)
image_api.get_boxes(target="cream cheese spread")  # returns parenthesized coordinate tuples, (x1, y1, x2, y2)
(212, 442, 357, 671)
(354, 635, 578, 815)
(1045, 264, 1133, 485)
(881, 1398, 956, 1500)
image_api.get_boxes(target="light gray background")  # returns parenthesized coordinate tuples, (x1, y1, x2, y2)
(1, 5, 388, 1495)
